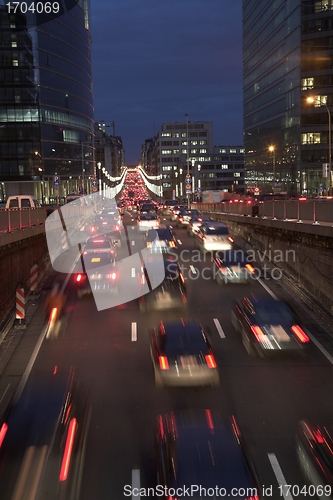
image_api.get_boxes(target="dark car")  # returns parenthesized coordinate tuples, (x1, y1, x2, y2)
(177, 208, 200, 227)
(93, 210, 122, 237)
(139, 258, 186, 312)
(83, 235, 117, 262)
(212, 250, 255, 284)
(145, 226, 177, 253)
(76, 252, 119, 298)
(156, 410, 260, 499)
(231, 296, 310, 357)
(150, 320, 219, 387)
(296, 420, 333, 500)
(0, 368, 91, 500)
(187, 215, 214, 236)
(170, 204, 188, 221)
(160, 200, 179, 215)
(139, 203, 157, 214)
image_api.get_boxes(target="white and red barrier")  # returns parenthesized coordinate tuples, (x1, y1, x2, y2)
(29, 263, 38, 292)
(15, 287, 25, 320)
(61, 230, 69, 250)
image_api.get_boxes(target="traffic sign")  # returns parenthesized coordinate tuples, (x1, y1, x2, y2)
(53, 175, 60, 187)
(185, 183, 191, 191)
(92, 186, 98, 192)
(185, 174, 191, 181)
(92, 179, 98, 187)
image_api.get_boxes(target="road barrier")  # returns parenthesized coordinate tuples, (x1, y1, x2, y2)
(0, 208, 47, 232)
(15, 287, 25, 321)
(29, 263, 38, 292)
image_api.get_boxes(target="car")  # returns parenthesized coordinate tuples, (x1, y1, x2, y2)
(137, 211, 160, 231)
(76, 252, 119, 298)
(139, 203, 157, 214)
(150, 319, 219, 387)
(160, 200, 179, 216)
(92, 211, 122, 238)
(195, 221, 234, 252)
(82, 235, 117, 262)
(145, 226, 177, 253)
(212, 250, 255, 284)
(177, 208, 200, 227)
(296, 420, 333, 500)
(0, 368, 91, 500)
(231, 296, 310, 357)
(170, 204, 188, 221)
(139, 258, 186, 312)
(187, 215, 214, 236)
(156, 410, 260, 499)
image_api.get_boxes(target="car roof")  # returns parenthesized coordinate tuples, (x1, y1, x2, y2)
(140, 212, 157, 219)
(160, 321, 209, 355)
(147, 228, 173, 239)
(160, 410, 258, 491)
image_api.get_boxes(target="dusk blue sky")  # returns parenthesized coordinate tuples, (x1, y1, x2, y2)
(90, 0, 243, 165)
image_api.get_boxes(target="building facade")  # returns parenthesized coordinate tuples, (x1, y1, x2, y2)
(243, 0, 333, 196)
(0, 1, 94, 202)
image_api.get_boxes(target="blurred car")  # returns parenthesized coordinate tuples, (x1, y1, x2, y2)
(139, 258, 186, 312)
(82, 235, 117, 262)
(195, 221, 233, 252)
(150, 319, 219, 387)
(212, 250, 255, 284)
(76, 252, 118, 298)
(137, 211, 160, 231)
(177, 208, 200, 227)
(139, 203, 157, 214)
(92, 211, 122, 238)
(145, 226, 177, 253)
(170, 204, 188, 221)
(231, 296, 310, 357)
(156, 410, 260, 499)
(296, 420, 333, 500)
(160, 199, 179, 216)
(0, 368, 91, 500)
(187, 215, 214, 236)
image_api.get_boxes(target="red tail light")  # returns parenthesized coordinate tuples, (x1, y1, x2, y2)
(205, 354, 217, 368)
(313, 428, 325, 443)
(90, 226, 95, 232)
(158, 356, 169, 370)
(205, 409, 214, 429)
(115, 225, 119, 231)
(251, 325, 266, 342)
(228, 236, 234, 243)
(179, 217, 183, 222)
(110, 272, 116, 280)
(219, 265, 227, 275)
(76, 274, 82, 282)
(0, 422, 8, 448)
(245, 263, 255, 273)
(291, 325, 310, 343)
(59, 418, 77, 481)
(169, 241, 176, 247)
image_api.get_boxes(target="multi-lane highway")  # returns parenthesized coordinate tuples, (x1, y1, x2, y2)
(0, 209, 332, 500)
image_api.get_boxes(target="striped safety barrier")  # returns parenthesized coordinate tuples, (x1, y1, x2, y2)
(15, 287, 25, 319)
(79, 215, 85, 231)
(29, 263, 38, 291)
(61, 230, 69, 250)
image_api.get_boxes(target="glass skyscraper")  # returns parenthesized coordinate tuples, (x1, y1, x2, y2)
(243, 0, 333, 196)
(0, 0, 94, 200)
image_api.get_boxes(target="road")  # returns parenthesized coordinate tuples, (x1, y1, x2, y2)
(0, 210, 332, 500)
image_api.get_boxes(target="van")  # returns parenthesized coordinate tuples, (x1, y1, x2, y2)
(5, 195, 41, 209)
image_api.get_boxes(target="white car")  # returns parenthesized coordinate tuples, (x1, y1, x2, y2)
(137, 212, 160, 231)
(195, 222, 233, 252)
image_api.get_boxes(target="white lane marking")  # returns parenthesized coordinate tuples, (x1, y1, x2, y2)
(131, 241, 135, 246)
(132, 469, 140, 499)
(305, 329, 333, 365)
(0, 383, 10, 404)
(131, 268, 136, 278)
(189, 265, 197, 274)
(268, 453, 293, 500)
(177, 239, 182, 245)
(213, 319, 226, 338)
(131, 323, 137, 342)
(257, 278, 279, 300)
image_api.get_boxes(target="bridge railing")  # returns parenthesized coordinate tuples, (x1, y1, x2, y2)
(193, 200, 333, 224)
(0, 208, 47, 232)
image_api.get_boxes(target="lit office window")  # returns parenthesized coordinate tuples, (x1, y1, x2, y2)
(234, 172, 241, 177)
(13, 59, 18, 66)
(219, 148, 226, 153)
(301, 133, 321, 144)
(240, 148, 245, 153)
(230, 148, 237, 153)
(191, 141, 198, 145)
(173, 133, 179, 137)
(191, 149, 197, 154)
(199, 140, 207, 145)
(11, 42, 17, 47)
(161, 132, 171, 137)
(181, 149, 187, 154)
(199, 149, 207, 153)
(162, 150, 172, 154)
(173, 150, 179, 154)
(301, 77, 314, 90)
(181, 132, 187, 137)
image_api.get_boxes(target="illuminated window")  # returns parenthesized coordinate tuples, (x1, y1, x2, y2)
(181, 132, 187, 137)
(234, 172, 241, 177)
(162, 150, 172, 155)
(191, 149, 197, 154)
(221, 165, 228, 169)
(173, 133, 179, 137)
(199, 140, 207, 145)
(173, 150, 179, 154)
(191, 141, 198, 145)
(181, 149, 187, 154)
(199, 149, 207, 153)
(162, 166, 172, 171)
(240, 148, 245, 153)
(10, 24, 15, 28)
(219, 148, 226, 153)
(11, 41, 17, 47)
(301, 77, 314, 90)
(301, 133, 321, 144)
(230, 148, 237, 153)
(161, 132, 171, 137)
(13, 60, 18, 66)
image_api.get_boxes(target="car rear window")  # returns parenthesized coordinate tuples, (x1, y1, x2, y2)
(147, 229, 172, 241)
(254, 302, 295, 324)
(86, 239, 111, 249)
(206, 226, 229, 235)
(163, 327, 209, 355)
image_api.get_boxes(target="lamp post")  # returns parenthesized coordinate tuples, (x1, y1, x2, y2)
(268, 146, 275, 191)
(307, 96, 332, 192)
(35, 151, 44, 203)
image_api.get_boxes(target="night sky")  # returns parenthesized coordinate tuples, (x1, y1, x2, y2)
(90, 0, 243, 165)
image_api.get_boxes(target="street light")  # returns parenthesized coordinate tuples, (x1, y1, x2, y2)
(268, 146, 275, 190)
(307, 96, 332, 192)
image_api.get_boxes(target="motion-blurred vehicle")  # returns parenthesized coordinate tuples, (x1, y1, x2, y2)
(0, 368, 91, 500)
(212, 250, 255, 284)
(296, 420, 333, 500)
(76, 252, 118, 298)
(150, 319, 219, 387)
(177, 208, 200, 227)
(231, 296, 310, 357)
(160, 199, 179, 216)
(187, 215, 214, 236)
(145, 226, 177, 253)
(139, 259, 186, 312)
(195, 221, 233, 252)
(139, 203, 157, 214)
(137, 211, 159, 231)
(170, 204, 188, 221)
(82, 235, 117, 262)
(156, 410, 260, 499)
(91, 211, 122, 239)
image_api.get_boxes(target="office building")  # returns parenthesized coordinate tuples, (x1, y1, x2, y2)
(0, 1, 94, 202)
(243, 0, 333, 196)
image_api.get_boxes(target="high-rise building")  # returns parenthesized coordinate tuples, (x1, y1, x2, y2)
(0, 1, 94, 201)
(243, 0, 333, 196)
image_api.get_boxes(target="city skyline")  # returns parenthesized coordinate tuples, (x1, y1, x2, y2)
(91, 0, 243, 165)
